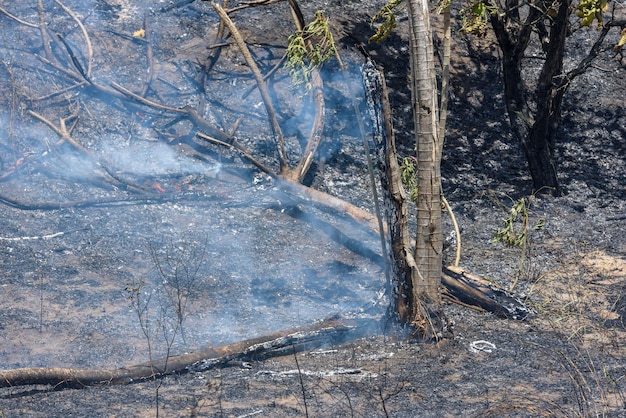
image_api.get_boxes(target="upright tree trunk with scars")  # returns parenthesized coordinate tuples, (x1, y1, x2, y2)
(407, 0, 445, 335)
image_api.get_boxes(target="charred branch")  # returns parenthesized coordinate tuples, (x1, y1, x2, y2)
(26, 110, 148, 192)
(0, 317, 366, 389)
(109, 82, 232, 143)
(442, 266, 532, 320)
(52, 0, 93, 79)
(212, 2, 290, 174)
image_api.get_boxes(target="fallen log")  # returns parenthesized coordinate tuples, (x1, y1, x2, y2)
(442, 266, 532, 320)
(0, 317, 369, 389)
(0, 266, 528, 391)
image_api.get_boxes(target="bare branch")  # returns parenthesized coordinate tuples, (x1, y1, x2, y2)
(562, 19, 626, 88)
(212, 1, 288, 174)
(110, 81, 184, 113)
(0, 6, 38, 28)
(196, 132, 277, 174)
(53, 0, 93, 78)
(37, 0, 55, 62)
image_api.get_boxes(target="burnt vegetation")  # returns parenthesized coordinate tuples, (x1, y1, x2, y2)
(0, 0, 625, 416)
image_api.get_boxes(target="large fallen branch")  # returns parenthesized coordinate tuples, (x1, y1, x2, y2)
(0, 317, 367, 389)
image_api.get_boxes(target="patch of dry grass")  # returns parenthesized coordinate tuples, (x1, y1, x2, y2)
(527, 248, 626, 416)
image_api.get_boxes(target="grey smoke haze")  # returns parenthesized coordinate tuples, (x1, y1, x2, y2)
(102, 139, 211, 176)
(0, 0, 385, 369)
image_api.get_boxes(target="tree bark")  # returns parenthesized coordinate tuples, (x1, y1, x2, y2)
(525, 0, 571, 195)
(488, 1, 565, 195)
(363, 61, 415, 323)
(407, 0, 445, 337)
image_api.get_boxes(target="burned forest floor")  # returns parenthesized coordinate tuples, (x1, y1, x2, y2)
(0, 0, 625, 416)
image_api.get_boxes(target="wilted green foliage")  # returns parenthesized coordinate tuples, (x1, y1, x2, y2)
(575, 0, 608, 28)
(286, 10, 336, 91)
(369, 0, 404, 43)
(369, 0, 450, 43)
(460, 1, 498, 35)
(400, 157, 419, 202)
(494, 198, 544, 247)
(615, 28, 626, 50)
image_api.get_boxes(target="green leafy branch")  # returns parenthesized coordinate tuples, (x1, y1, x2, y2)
(400, 156, 419, 203)
(493, 197, 545, 291)
(286, 10, 336, 91)
(575, 0, 608, 28)
(369, 0, 451, 44)
(493, 197, 544, 248)
(460, 1, 498, 35)
(369, 0, 405, 43)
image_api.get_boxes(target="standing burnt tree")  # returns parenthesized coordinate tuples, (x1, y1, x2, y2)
(366, 0, 542, 338)
(369, 0, 448, 338)
(463, 0, 626, 195)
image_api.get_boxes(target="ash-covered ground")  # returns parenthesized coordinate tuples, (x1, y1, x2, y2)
(0, 0, 624, 416)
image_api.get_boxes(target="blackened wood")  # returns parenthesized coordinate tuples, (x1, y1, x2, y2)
(0, 317, 366, 389)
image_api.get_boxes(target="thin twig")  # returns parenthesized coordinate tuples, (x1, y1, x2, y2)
(212, 2, 288, 174)
(37, 0, 55, 62)
(57, 33, 89, 81)
(292, 345, 309, 418)
(36, 54, 84, 83)
(442, 195, 461, 267)
(203, 0, 230, 75)
(140, 12, 156, 98)
(27, 110, 86, 152)
(33, 81, 88, 101)
(27, 110, 146, 191)
(37, 53, 129, 100)
(0, 6, 38, 28)
(105, 29, 150, 45)
(110, 82, 184, 113)
(111, 81, 234, 142)
(196, 132, 276, 174)
(241, 53, 288, 99)
(53, 0, 93, 78)
(226, 0, 283, 14)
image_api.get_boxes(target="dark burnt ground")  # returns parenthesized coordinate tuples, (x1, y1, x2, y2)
(0, 0, 625, 417)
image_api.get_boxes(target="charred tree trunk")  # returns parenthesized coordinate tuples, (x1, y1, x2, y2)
(364, 61, 415, 323)
(488, 0, 625, 196)
(487, 0, 579, 196)
(526, 0, 571, 195)
(0, 317, 361, 389)
(360, 0, 447, 337)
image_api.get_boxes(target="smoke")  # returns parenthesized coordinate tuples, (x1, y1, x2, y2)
(101, 139, 210, 176)
(0, 0, 385, 370)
